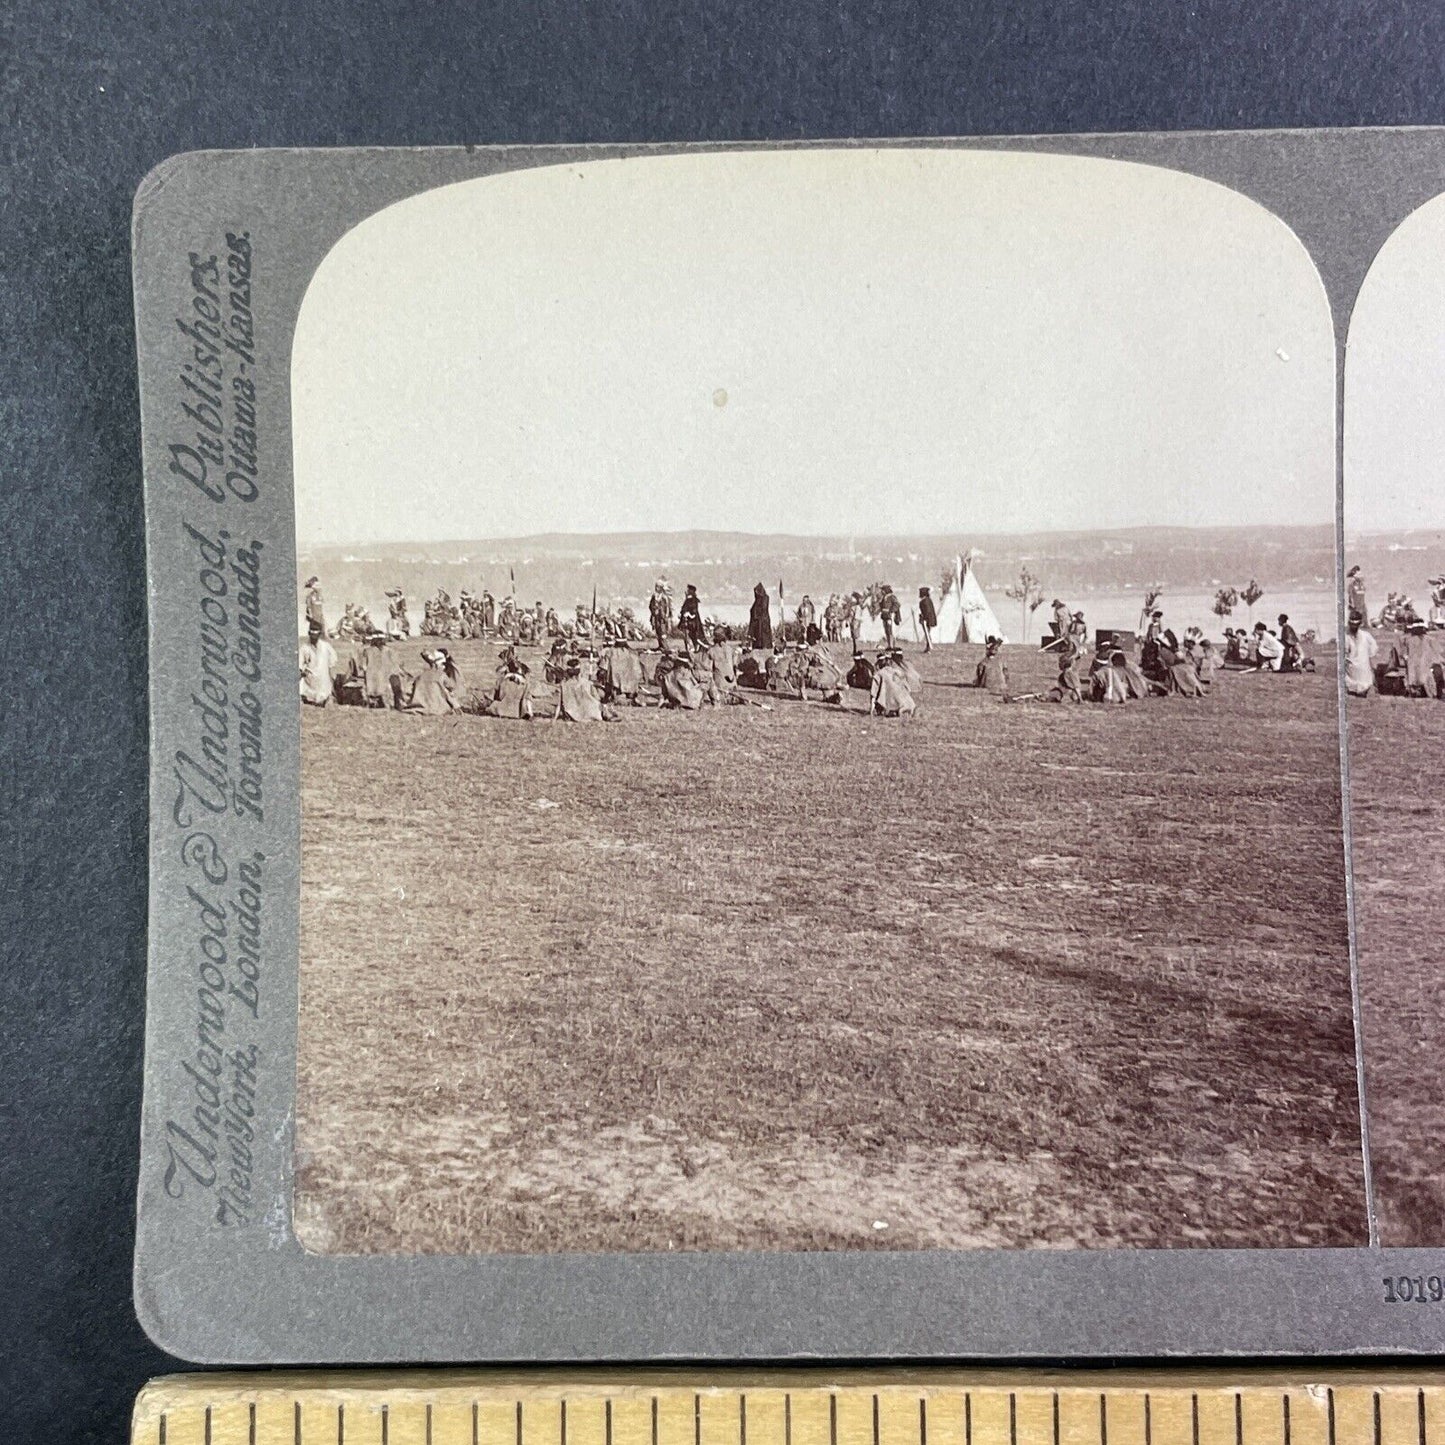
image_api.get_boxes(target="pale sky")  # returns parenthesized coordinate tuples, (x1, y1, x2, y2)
(292, 148, 1336, 547)
(1345, 190, 1445, 536)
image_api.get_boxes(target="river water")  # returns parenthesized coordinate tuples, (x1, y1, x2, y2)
(315, 585, 1340, 645)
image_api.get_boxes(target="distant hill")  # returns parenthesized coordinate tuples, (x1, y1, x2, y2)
(1343, 528, 1445, 604)
(300, 525, 1337, 614)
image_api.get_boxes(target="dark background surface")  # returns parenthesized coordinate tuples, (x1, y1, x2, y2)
(3, 1, 1444, 1439)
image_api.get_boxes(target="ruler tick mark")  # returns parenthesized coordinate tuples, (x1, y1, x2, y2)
(518, 1400, 524, 1445)
(206, 1405, 213, 1445)
(742, 1394, 749, 1445)
(1052, 1394, 1060, 1445)
(1422, 1390, 1429, 1445)
(474, 1401, 480, 1445)
(965, 1394, 972, 1445)
(874, 1395, 881, 1445)
(1145, 1395, 1152, 1445)
(607, 1399, 614, 1445)
(1100, 1394, 1107, 1445)
(297, 1400, 304, 1445)
(1283, 1396, 1291, 1445)
(785, 1394, 793, 1445)
(1010, 1395, 1018, 1445)
(652, 1397, 659, 1445)
(1235, 1394, 1243, 1445)
(159, 1411, 167, 1445)
(382, 1403, 389, 1445)
(1192, 1395, 1200, 1445)
(921, 1396, 928, 1445)
(695, 1393, 702, 1445)
(339, 1403, 345, 1445)
(1375, 1394, 1382, 1445)
(429, 1402, 435, 1445)
(251, 1402, 257, 1445)
(562, 1399, 568, 1445)
(1329, 1391, 1337, 1445)
(830, 1395, 838, 1445)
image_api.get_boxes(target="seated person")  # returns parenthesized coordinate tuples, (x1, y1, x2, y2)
(975, 636, 1008, 697)
(656, 645, 705, 709)
(1053, 654, 1084, 703)
(406, 651, 458, 715)
(556, 661, 614, 721)
(1251, 622, 1284, 672)
(871, 654, 917, 716)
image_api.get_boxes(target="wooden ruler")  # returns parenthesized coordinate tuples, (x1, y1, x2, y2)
(134, 1370, 1445, 1445)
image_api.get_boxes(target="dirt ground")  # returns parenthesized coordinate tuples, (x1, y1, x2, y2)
(294, 639, 1367, 1256)
(1348, 694, 1445, 1246)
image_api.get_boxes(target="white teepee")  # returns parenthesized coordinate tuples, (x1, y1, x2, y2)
(934, 553, 1006, 644)
(852, 554, 1006, 646)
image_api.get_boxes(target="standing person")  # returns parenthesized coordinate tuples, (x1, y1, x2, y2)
(1141, 609, 1166, 679)
(1068, 610, 1088, 653)
(649, 580, 673, 650)
(1344, 608, 1379, 697)
(480, 589, 496, 635)
(384, 587, 409, 639)
(1277, 613, 1302, 673)
(796, 594, 816, 636)
(299, 622, 337, 706)
(1195, 638, 1220, 689)
(747, 582, 773, 651)
(1050, 598, 1069, 646)
(678, 584, 705, 652)
(847, 592, 865, 653)
(918, 586, 938, 652)
(1347, 565, 1367, 624)
(824, 594, 843, 643)
(1404, 617, 1436, 696)
(879, 585, 902, 649)
(304, 576, 326, 635)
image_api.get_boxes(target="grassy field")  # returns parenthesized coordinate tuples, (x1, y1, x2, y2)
(1348, 695, 1445, 1246)
(294, 639, 1367, 1256)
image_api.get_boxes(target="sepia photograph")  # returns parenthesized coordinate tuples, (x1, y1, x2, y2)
(1343, 190, 1445, 1248)
(288, 148, 1365, 1256)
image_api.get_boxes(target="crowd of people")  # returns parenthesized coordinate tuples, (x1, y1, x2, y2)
(299, 625, 932, 721)
(304, 576, 947, 653)
(971, 603, 1308, 706)
(302, 572, 1334, 725)
(1342, 565, 1445, 699)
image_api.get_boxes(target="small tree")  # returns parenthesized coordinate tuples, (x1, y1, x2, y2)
(1212, 586, 1238, 622)
(1005, 567, 1045, 643)
(1240, 578, 1264, 625)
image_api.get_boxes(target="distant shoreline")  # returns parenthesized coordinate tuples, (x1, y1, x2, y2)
(299, 521, 1338, 556)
